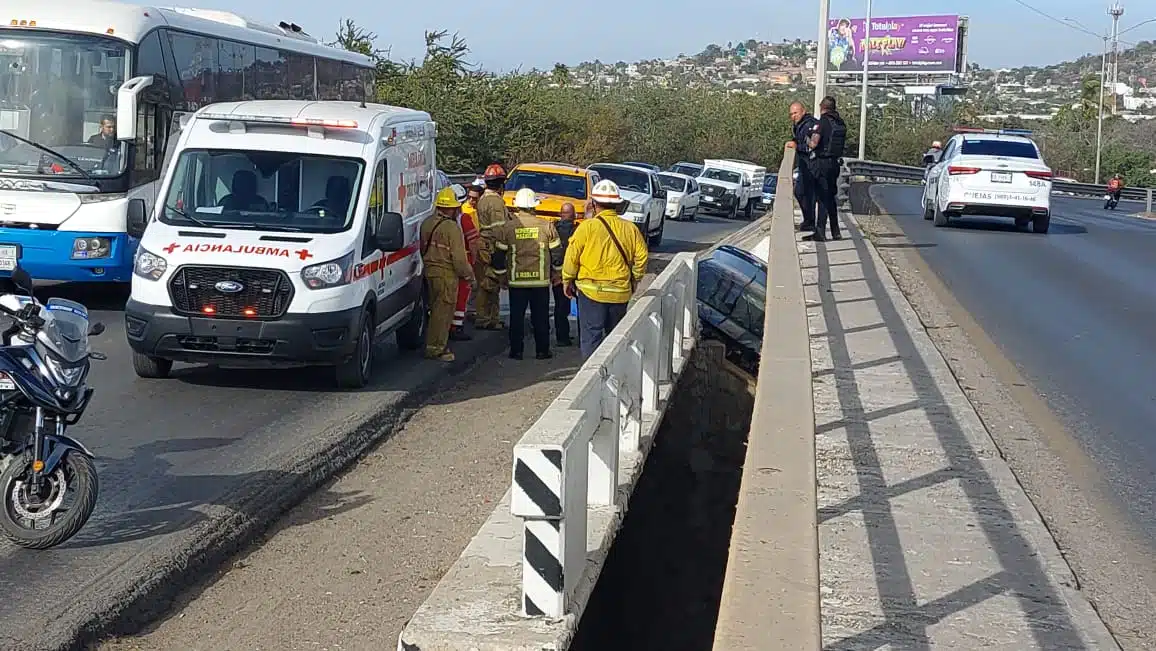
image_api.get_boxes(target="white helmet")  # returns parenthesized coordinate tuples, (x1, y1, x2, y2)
(451, 184, 467, 203)
(591, 179, 624, 204)
(931, 140, 943, 149)
(513, 187, 540, 209)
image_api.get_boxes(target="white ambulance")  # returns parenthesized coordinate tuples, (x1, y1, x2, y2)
(123, 101, 437, 388)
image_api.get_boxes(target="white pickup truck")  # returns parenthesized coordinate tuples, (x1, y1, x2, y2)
(697, 159, 766, 220)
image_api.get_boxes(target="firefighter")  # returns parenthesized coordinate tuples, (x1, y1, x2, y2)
(472, 164, 509, 330)
(491, 188, 563, 360)
(422, 187, 476, 361)
(450, 183, 481, 340)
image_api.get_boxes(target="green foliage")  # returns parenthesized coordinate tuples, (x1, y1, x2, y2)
(337, 24, 1155, 186)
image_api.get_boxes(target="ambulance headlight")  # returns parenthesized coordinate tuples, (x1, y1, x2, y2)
(302, 251, 354, 290)
(132, 248, 167, 281)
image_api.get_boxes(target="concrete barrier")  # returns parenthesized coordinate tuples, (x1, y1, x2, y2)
(398, 252, 699, 650)
(712, 148, 821, 650)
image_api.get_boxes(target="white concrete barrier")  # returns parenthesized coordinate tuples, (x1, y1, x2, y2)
(399, 252, 699, 650)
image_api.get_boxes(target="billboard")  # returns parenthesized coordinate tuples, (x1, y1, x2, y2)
(827, 15, 960, 74)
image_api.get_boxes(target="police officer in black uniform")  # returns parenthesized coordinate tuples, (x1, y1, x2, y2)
(805, 96, 847, 242)
(788, 101, 820, 232)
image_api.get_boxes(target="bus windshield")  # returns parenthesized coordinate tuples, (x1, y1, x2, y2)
(160, 149, 364, 234)
(0, 31, 129, 179)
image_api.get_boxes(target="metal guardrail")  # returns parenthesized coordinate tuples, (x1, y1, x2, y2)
(398, 252, 700, 649)
(845, 159, 1155, 212)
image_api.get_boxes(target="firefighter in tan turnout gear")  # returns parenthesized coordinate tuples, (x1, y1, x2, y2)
(491, 187, 564, 360)
(421, 187, 476, 362)
(473, 163, 509, 330)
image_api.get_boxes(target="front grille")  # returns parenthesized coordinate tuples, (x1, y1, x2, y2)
(176, 336, 276, 354)
(168, 265, 293, 318)
(701, 184, 725, 197)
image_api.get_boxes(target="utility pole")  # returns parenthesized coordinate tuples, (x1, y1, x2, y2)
(857, 0, 873, 160)
(815, 0, 831, 110)
(1109, 3, 1124, 115)
(1095, 35, 1108, 184)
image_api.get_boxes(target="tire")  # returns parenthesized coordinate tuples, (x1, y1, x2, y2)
(922, 195, 934, 220)
(0, 452, 98, 550)
(396, 289, 427, 352)
(744, 199, 754, 220)
(729, 202, 738, 220)
(649, 216, 664, 247)
(932, 201, 949, 227)
(132, 352, 172, 379)
(1032, 212, 1050, 234)
(336, 309, 374, 389)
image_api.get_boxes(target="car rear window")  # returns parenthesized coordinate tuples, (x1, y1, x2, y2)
(505, 170, 587, 199)
(960, 139, 1039, 159)
(658, 174, 687, 192)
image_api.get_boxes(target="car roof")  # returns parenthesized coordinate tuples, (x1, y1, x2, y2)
(194, 100, 429, 126)
(954, 133, 1036, 145)
(659, 171, 694, 181)
(589, 162, 651, 172)
(513, 162, 589, 176)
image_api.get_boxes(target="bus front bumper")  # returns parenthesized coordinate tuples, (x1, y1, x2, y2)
(0, 229, 136, 283)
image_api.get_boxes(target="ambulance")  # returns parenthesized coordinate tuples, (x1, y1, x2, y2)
(123, 101, 436, 388)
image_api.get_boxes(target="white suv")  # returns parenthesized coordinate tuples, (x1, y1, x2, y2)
(587, 163, 666, 246)
(922, 128, 1054, 233)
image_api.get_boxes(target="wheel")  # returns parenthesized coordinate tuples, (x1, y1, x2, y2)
(0, 452, 98, 550)
(396, 290, 427, 351)
(132, 352, 172, 379)
(336, 309, 374, 389)
(649, 216, 664, 247)
(729, 202, 738, 220)
(932, 200, 949, 227)
(922, 194, 934, 220)
(690, 206, 698, 221)
(744, 200, 754, 220)
(675, 206, 684, 222)
(1032, 212, 1050, 234)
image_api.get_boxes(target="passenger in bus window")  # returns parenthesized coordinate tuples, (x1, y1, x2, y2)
(87, 116, 117, 148)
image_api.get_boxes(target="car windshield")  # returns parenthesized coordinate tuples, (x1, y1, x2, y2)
(160, 149, 364, 233)
(960, 138, 1040, 159)
(701, 168, 741, 184)
(697, 247, 767, 339)
(763, 175, 778, 191)
(588, 165, 649, 193)
(0, 31, 128, 179)
(670, 164, 701, 176)
(505, 170, 587, 200)
(658, 174, 687, 192)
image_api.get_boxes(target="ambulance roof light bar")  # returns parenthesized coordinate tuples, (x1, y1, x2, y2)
(197, 113, 359, 138)
(952, 126, 1034, 137)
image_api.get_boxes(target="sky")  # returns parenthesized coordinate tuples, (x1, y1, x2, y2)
(189, 0, 1156, 72)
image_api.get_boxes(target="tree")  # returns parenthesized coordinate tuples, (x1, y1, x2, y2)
(552, 63, 571, 87)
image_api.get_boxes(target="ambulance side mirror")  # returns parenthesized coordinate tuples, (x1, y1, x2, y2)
(126, 199, 148, 239)
(375, 212, 406, 251)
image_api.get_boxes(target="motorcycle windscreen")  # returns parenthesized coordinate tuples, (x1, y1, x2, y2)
(41, 298, 91, 363)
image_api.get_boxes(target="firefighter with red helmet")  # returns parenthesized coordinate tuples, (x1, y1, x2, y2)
(474, 163, 509, 329)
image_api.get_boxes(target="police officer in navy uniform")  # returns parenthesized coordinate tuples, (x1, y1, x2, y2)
(805, 96, 847, 242)
(788, 101, 820, 232)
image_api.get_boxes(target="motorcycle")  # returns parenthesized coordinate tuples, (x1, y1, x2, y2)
(0, 266, 103, 549)
(1104, 192, 1120, 210)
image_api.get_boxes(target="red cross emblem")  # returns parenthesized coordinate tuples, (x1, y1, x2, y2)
(295, 249, 313, 261)
(163, 242, 179, 254)
(397, 173, 407, 214)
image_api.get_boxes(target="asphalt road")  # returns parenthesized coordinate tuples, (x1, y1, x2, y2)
(0, 212, 749, 649)
(871, 185, 1156, 545)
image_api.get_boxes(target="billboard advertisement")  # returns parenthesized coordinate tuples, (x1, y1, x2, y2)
(828, 15, 960, 74)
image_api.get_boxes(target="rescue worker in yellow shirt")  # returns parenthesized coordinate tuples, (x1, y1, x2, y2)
(491, 188, 564, 360)
(562, 179, 649, 359)
(421, 187, 476, 362)
(474, 163, 509, 330)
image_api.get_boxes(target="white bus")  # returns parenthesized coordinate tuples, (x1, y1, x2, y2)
(0, 2, 374, 285)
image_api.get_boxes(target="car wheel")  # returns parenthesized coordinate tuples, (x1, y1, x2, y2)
(132, 352, 172, 379)
(729, 202, 738, 220)
(1032, 212, 1050, 234)
(336, 308, 374, 389)
(922, 194, 934, 220)
(932, 200, 949, 227)
(396, 289, 427, 351)
(744, 200, 754, 220)
(649, 215, 664, 247)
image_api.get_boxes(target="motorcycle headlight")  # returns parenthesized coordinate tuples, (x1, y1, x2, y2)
(41, 349, 85, 387)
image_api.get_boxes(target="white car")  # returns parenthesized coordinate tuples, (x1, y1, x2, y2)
(658, 172, 700, 221)
(922, 128, 1054, 233)
(586, 163, 667, 246)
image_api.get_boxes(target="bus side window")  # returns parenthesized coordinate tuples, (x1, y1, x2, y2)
(363, 159, 387, 259)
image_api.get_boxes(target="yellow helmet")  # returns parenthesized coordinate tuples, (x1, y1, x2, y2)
(435, 186, 461, 209)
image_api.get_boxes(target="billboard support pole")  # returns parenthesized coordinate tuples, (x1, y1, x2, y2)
(857, 0, 873, 160)
(1095, 35, 1107, 185)
(815, 0, 831, 110)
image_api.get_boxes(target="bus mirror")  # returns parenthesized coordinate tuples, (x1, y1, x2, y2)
(116, 75, 155, 141)
(126, 199, 148, 239)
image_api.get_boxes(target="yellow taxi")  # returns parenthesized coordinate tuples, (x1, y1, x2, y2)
(502, 162, 600, 222)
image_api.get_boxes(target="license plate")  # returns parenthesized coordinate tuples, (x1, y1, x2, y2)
(0, 244, 18, 272)
(991, 172, 1012, 183)
(703, 196, 715, 202)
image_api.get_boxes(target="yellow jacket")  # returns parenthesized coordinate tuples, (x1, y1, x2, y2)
(561, 209, 648, 304)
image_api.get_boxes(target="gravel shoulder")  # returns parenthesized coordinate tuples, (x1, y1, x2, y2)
(855, 185, 1156, 649)
(99, 344, 583, 651)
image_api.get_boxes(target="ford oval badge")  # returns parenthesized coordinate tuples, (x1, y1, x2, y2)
(215, 280, 244, 293)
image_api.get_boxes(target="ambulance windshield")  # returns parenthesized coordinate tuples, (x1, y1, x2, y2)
(160, 149, 364, 233)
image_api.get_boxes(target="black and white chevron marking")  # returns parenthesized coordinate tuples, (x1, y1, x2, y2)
(513, 448, 562, 518)
(522, 519, 564, 617)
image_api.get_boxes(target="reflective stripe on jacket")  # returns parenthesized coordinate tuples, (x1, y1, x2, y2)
(493, 210, 562, 288)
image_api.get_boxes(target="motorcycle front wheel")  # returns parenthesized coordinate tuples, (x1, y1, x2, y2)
(0, 453, 98, 550)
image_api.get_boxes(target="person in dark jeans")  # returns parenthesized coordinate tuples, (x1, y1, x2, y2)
(804, 96, 847, 242)
(551, 202, 577, 347)
(788, 101, 820, 232)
